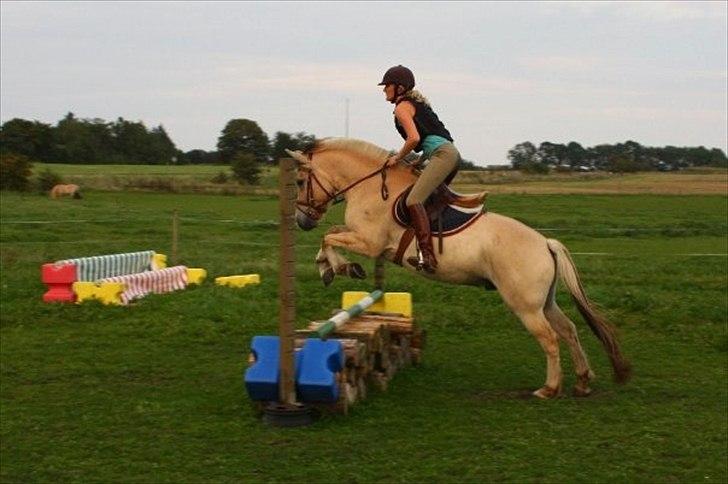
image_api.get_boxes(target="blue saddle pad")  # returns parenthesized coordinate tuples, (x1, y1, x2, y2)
(392, 188, 483, 236)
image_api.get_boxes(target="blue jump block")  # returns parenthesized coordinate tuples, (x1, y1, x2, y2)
(296, 339, 344, 403)
(244, 336, 344, 403)
(245, 336, 281, 401)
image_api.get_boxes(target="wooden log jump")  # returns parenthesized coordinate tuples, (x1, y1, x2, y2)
(243, 158, 422, 422)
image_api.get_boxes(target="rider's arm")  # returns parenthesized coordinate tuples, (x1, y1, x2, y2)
(391, 101, 420, 163)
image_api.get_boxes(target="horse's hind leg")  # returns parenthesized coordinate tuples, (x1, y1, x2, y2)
(516, 309, 563, 399)
(544, 301, 595, 396)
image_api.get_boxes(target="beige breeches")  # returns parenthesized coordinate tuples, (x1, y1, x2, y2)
(406, 142, 460, 206)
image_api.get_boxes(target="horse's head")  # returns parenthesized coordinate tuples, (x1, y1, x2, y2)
(285, 148, 334, 230)
(285, 138, 400, 231)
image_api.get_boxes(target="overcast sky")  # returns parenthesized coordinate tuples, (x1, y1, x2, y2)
(1, 1, 726, 166)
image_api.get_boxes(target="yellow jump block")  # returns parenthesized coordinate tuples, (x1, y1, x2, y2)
(342, 291, 412, 317)
(186, 268, 207, 285)
(73, 281, 125, 305)
(215, 274, 261, 288)
(152, 253, 167, 269)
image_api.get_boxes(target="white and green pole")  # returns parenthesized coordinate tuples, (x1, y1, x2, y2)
(314, 290, 383, 339)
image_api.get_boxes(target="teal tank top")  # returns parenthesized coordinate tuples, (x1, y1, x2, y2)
(421, 135, 451, 160)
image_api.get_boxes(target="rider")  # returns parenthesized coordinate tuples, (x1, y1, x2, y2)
(380, 65, 460, 273)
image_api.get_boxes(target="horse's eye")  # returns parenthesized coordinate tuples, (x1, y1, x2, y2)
(296, 180, 304, 187)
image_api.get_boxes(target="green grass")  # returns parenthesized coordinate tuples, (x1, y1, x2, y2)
(1, 189, 726, 483)
(32, 163, 280, 194)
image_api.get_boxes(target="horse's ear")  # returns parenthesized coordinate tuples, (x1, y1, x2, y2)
(285, 149, 311, 171)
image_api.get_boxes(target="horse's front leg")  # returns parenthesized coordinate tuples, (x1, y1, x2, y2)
(318, 226, 380, 286)
(316, 226, 360, 286)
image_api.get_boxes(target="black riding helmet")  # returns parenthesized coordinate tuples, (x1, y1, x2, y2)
(378, 65, 415, 97)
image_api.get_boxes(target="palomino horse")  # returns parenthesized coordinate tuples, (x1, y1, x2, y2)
(286, 138, 631, 399)
(50, 184, 81, 199)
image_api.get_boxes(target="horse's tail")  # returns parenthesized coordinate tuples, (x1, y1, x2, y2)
(547, 238, 632, 384)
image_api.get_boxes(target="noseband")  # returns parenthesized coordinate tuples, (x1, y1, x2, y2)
(297, 154, 391, 221)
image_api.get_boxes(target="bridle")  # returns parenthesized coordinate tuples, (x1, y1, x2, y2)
(296, 153, 391, 221)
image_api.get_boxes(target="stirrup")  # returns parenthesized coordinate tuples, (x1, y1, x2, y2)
(406, 248, 436, 273)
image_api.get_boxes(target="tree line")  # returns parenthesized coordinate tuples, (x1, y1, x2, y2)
(0, 113, 178, 165)
(2, 113, 726, 183)
(507, 140, 727, 173)
(0, 113, 317, 167)
(0, 114, 322, 185)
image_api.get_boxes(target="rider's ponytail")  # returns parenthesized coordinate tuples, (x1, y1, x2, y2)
(405, 89, 431, 107)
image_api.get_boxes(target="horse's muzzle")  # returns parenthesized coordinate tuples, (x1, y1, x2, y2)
(296, 210, 318, 231)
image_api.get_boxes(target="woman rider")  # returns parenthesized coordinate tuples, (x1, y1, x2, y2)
(380, 65, 460, 273)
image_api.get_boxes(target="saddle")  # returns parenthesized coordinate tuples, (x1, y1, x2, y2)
(392, 183, 488, 266)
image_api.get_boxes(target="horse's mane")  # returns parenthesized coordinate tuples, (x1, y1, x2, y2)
(304, 137, 390, 163)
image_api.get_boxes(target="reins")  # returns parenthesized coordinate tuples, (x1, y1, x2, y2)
(298, 156, 390, 219)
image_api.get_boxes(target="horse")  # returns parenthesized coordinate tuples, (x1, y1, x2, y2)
(285, 138, 631, 399)
(50, 184, 81, 199)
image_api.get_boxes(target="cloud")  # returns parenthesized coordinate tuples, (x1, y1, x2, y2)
(601, 106, 726, 122)
(143, 59, 538, 100)
(687, 69, 728, 81)
(546, 1, 727, 22)
(517, 56, 603, 71)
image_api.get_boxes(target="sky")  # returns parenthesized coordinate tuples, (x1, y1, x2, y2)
(1, 1, 726, 166)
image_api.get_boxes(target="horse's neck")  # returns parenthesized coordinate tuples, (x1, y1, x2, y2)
(326, 154, 416, 196)
(319, 151, 414, 200)
(317, 151, 374, 188)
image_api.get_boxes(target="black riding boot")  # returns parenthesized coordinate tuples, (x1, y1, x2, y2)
(406, 203, 438, 273)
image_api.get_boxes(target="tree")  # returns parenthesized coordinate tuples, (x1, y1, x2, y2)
(54, 113, 115, 164)
(586, 144, 614, 170)
(507, 142, 537, 169)
(110, 117, 176, 164)
(458, 158, 485, 170)
(608, 155, 639, 173)
(111, 117, 150, 163)
(535, 142, 565, 166)
(709, 148, 727, 167)
(230, 152, 261, 185)
(0, 153, 33, 190)
(565, 141, 587, 168)
(148, 125, 177, 164)
(0, 118, 54, 161)
(270, 131, 316, 164)
(180, 149, 220, 165)
(217, 119, 270, 163)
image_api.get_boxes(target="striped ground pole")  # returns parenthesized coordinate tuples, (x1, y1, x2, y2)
(100, 266, 188, 305)
(58, 250, 155, 281)
(314, 290, 383, 339)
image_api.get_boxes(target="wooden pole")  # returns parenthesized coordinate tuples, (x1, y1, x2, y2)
(172, 209, 179, 265)
(278, 158, 297, 406)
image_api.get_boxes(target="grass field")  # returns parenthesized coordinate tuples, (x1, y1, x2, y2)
(1, 171, 726, 482)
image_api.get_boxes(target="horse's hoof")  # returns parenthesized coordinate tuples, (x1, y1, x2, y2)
(322, 268, 334, 286)
(347, 263, 366, 279)
(532, 386, 560, 399)
(574, 371, 594, 397)
(573, 386, 593, 397)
